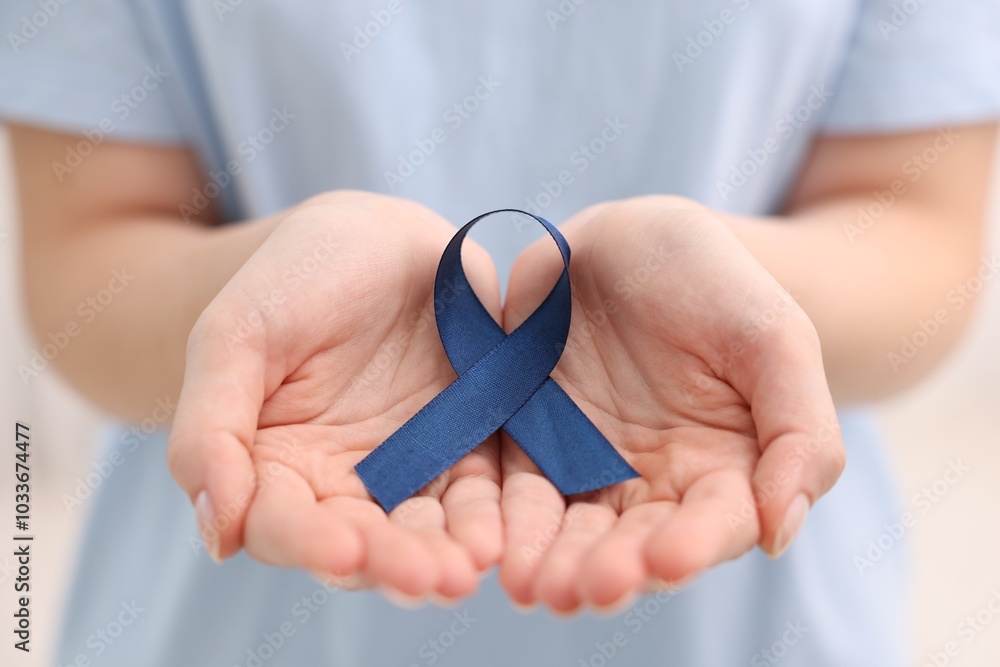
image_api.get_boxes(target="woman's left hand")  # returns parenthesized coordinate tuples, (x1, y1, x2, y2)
(498, 197, 845, 613)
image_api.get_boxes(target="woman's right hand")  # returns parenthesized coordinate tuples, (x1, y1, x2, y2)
(167, 191, 503, 600)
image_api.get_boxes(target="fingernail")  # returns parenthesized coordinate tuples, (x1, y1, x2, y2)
(381, 586, 426, 609)
(195, 491, 221, 564)
(771, 493, 810, 559)
(644, 575, 693, 595)
(311, 570, 367, 590)
(511, 599, 537, 614)
(592, 592, 639, 616)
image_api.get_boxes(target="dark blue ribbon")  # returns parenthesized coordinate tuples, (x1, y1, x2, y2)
(355, 209, 639, 512)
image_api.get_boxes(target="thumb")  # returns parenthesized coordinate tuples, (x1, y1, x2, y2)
(167, 311, 266, 562)
(737, 320, 846, 559)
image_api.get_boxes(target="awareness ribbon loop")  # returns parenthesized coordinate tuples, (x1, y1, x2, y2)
(356, 209, 639, 512)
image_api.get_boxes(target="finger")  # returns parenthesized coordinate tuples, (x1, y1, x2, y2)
(503, 237, 566, 331)
(361, 524, 441, 599)
(502, 202, 622, 329)
(645, 468, 760, 583)
(498, 470, 567, 606)
(578, 501, 677, 609)
(309, 570, 374, 591)
(390, 496, 478, 599)
(740, 325, 845, 557)
(460, 238, 503, 322)
(533, 502, 617, 614)
(243, 464, 364, 577)
(440, 471, 503, 571)
(294, 495, 443, 599)
(167, 315, 267, 562)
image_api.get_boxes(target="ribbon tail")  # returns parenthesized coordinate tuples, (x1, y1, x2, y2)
(503, 377, 639, 496)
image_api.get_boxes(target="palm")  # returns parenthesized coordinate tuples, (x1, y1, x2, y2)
(499, 199, 842, 612)
(170, 194, 502, 599)
(248, 301, 501, 599)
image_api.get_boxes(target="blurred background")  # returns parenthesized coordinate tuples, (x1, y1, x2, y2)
(0, 127, 999, 666)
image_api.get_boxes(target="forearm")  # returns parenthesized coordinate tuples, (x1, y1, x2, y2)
(22, 214, 281, 421)
(722, 198, 985, 402)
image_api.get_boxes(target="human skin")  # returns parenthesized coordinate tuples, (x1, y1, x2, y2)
(497, 123, 999, 611)
(499, 198, 844, 611)
(7, 121, 997, 608)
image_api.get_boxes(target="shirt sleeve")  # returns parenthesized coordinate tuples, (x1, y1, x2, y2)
(0, 0, 186, 143)
(822, 0, 1000, 133)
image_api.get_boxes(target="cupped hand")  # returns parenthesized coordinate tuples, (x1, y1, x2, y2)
(167, 192, 503, 600)
(498, 197, 845, 613)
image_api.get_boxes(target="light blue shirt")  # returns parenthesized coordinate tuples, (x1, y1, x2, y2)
(3, 1, 999, 665)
